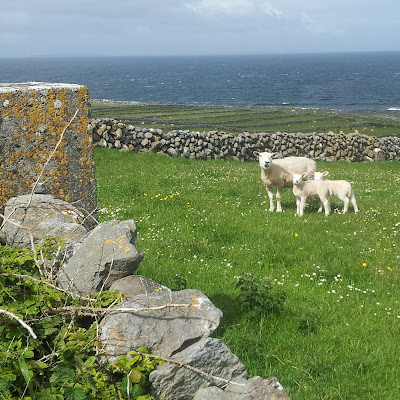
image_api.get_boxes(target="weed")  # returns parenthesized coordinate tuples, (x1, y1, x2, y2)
(235, 273, 286, 319)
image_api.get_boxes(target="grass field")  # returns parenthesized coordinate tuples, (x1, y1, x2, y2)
(94, 148, 400, 400)
(90, 101, 400, 137)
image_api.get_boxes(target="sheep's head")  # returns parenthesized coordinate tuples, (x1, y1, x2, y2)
(254, 151, 278, 170)
(290, 170, 308, 185)
(312, 171, 329, 180)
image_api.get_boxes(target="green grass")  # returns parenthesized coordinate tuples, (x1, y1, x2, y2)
(94, 148, 400, 400)
(90, 102, 400, 137)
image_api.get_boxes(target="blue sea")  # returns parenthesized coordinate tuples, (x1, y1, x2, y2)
(1, 52, 400, 110)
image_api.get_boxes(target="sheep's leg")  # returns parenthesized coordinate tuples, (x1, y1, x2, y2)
(318, 201, 323, 213)
(342, 197, 349, 214)
(322, 197, 330, 216)
(350, 195, 359, 213)
(299, 196, 307, 216)
(276, 187, 283, 212)
(296, 197, 301, 215)
(265, 185, 275, 212)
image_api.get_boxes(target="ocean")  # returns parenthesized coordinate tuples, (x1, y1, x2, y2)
(1, 52, 400, 111)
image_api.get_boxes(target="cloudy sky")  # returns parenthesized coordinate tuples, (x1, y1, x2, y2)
(1, 0, 399, 58)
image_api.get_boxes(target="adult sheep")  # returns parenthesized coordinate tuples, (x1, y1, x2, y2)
(254, 151, 316, 212)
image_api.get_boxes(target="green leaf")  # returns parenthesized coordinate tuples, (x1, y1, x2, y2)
(62, 349, 74, 361)
(128, 368, 143, 384)
(137, 346, 149, 354)
(24, 349, 35, 359)
(50, 366, 75, 382)
(30, 360, 49, 370)
(18, 356, 32, 385)
(83, 355, 97, 369)
(64, 386, 87, 400)
(0, 372, 17, 382)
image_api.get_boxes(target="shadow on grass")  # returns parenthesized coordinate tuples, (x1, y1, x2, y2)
(209, 293, 243, 336)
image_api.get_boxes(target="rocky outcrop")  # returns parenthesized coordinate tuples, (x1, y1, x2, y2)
(109, 275, 168, 297)
(3, 193, 291, 400)
(1, 193, 87, 248)
(150, 337, 248, 400)
(90, 118, 400, 162)
(57, 219, 144, 296)
(193, 376, 290, 400)
(99, 289, 223, 360)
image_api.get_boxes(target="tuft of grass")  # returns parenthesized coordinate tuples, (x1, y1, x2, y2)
(94, 148, 400, 400)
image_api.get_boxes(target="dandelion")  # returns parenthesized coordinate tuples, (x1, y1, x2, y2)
(294, 233, 298, 237)
(387, 266, 392, 272)
(362, 263, 367, 268)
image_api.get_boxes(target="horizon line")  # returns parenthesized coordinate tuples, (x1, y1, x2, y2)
(1, 49, 400, 60)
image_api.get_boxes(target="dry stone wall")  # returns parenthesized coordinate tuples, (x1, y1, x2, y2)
(91, 118, 400, 162)
(0, 82, 98, 228)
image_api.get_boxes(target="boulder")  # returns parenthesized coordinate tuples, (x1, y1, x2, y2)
(109, 275, 168, 298)
(235, 376, 290, 400)
(99, 289, 222, 361)
(57, 219, 144, 296)
(193, 376, 291, 400)
(193, 386, 227, 400)
(1, 194, 87, 248)
(149, 337, 248, 400)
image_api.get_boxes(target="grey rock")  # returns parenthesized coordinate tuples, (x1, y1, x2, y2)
(192, 386, 227, 400)
(235, 376, 290, 400)
(109, 275, 168, 298)
(100, 289, 222, 361)
(1, 194, 87, 248)
(57, 219, 144, 296)
(33, 182, 49, 194)
(150, 337, 248, 400)
(193, 376, 291, 400)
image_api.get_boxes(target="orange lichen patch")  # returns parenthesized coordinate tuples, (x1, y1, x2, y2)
(0, 83, 97, 227)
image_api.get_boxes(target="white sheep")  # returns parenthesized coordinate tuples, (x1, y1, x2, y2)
(254, 151, 316, 212)
(312, 171, 359, 214)
(290, 171, 332, 216)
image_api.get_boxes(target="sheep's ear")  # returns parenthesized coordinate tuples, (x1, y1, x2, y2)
(289, 170, 294, 176)
(309, 171, 315, 176)
(253, 151, 260, 157)
(322, 171, 329, 177)
(273, 152, 279, 158)
(301, 172, 308, 179)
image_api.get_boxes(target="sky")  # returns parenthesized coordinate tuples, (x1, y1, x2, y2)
(1, 0, 399, 58)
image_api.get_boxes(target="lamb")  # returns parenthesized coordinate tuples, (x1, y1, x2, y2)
(254, 151, 316, 212)
(290, 171, 332, 216)
(312, 171, 359, 213)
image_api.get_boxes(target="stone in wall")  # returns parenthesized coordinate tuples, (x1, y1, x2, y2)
(0, 82, 97, 229)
